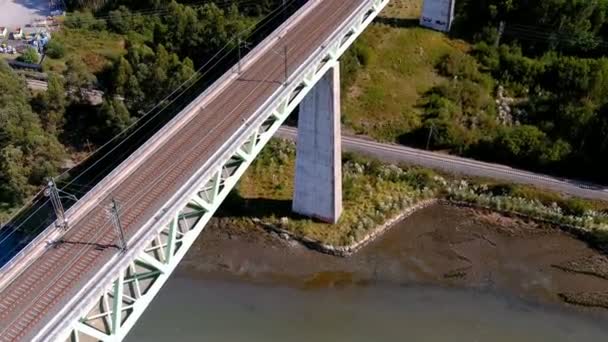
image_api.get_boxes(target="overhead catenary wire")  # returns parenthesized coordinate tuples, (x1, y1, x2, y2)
(0, 1, 261, 244)
(0, 0, 297, 261)
(54, 1, 274, 179)
(56, 0, 299, 189)
(500, 22, 608, 49)
(0, 197, 52, 248)
(89, 0, 352, 223)
(0, 1, 355, 332)
(0, 12, 299, 335)
(76, 0, 353, 238)
(1, 0, 295, 211)
(0, 0, 298, 269)
(45, 8, 608, 251)
(0, 188, 48, 233)
(64, 0, 351, 263)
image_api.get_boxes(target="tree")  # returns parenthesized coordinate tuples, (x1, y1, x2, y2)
(45, 40, 65, 59)
(152, 2, 249, 67)
(38, 74, 67, 134)
(97, 98, 133, 137)
(64, 57, 97, 103)
(455, 0, 608, 56)
(0, 61, 65, 205)
(0, 146, 30, 204)
(64, 11, 106, 30)
(478, 125, 570, 169)
(108, 6, 132, 34)
(110, 43, 194, 115)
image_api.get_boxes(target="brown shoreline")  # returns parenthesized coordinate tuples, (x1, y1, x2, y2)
(253, 198, 608, 261)
(180, 203, 608, 317)
(254, 199, 438, 256)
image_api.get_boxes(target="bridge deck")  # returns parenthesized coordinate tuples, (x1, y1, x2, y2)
(0, 0, 364, 339)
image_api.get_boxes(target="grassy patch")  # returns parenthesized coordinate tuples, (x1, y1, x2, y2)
(219, 139, 608, 247)
(43, 28, 125, 74)
(342, 0, 470, 142)
(219, 140, 437, 246)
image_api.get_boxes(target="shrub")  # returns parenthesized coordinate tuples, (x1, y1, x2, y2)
(472, 42, 499, 71)
(497, 45, 544, 87)
(17, 47, 39, 64)
(355, 43, 373, 66)
(45, 40, 65, 59)
(404, 168, 437, 189)
(488, 183, 516, 196)
(510, 185, 562, 205)
(64, 11, 106, 30)
(563, 198, 592, 216)
(437, 51, 483, 82)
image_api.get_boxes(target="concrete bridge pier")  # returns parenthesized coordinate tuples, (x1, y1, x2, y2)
(293, 63, 342, 223)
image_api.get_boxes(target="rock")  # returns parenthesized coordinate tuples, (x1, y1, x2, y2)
(280, 217, 289, 227)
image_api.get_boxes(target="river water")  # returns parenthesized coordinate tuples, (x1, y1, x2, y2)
(127, 205, 608, 341)
(129, 277, 608, 341)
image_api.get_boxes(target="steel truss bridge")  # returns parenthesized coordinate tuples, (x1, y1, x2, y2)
(0, 0, 389, 340)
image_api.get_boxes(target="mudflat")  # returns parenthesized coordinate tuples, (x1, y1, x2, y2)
(179, 204, 608, 315)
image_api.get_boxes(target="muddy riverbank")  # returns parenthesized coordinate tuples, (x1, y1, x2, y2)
(179, 203, 608, 315)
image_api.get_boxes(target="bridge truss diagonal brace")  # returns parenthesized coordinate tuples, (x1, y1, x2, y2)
(62, 98, 295, 342)
(45, 1, 390, 341)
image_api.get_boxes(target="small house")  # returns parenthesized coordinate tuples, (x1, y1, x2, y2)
(10, 28, 23, 40)
(0, 27, 7, 38)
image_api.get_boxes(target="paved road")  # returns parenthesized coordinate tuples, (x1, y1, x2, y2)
(277, 126, 608, 201)
(0, 1, 367, 340)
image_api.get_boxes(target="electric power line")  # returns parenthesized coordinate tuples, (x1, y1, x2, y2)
(0, 0, 298, 264)
(57, 0, 298, 190)
(501, 22, 608, 49)
(0, 0, 317, 327)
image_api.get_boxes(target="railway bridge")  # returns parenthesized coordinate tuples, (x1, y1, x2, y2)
(0, 0, 389, 340)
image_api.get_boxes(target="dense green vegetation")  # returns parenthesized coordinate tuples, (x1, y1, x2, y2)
(17, 48, 40, 64)
(0, 0, 287, 217)
(454, 0, 608, 57)
(221, 139, 608, 247)
(342, 0, 608, 184)
(3, 0, 608, 220)
(447, 0, 608, 180)
(221, 139, 438, 245)
(0, 63, 65, 206)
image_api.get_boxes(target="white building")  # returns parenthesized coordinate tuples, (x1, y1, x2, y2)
(10, 27, 23, 40)
(420, 0, 456, 32)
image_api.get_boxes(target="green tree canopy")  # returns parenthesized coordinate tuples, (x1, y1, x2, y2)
(0, 62, 65, 204)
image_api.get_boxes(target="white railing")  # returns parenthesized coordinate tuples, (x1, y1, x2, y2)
(0, 0, 322, 290)
(38, 0, 389, 340)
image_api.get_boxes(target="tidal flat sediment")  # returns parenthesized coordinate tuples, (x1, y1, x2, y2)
(179, 204, 608, 315)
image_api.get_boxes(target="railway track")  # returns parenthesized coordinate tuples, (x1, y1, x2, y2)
(0, 0, 365, 340)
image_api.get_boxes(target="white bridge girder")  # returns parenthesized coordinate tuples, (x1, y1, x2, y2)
(37, 0, 390, 340)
